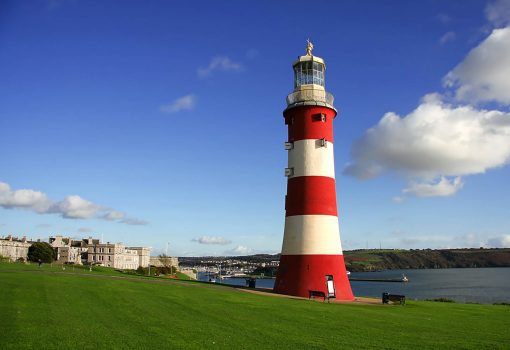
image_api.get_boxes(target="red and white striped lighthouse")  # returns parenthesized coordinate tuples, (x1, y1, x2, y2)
(273, 41, 354, 300)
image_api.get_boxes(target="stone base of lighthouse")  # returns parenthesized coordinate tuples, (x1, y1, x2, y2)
(274, 254, 354, 300)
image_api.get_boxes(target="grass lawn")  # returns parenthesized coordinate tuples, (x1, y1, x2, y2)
(1, 262, 509, 349)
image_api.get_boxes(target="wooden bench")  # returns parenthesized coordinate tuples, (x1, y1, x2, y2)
(309, 290, 327, 302)
(382, 292, 406, 305)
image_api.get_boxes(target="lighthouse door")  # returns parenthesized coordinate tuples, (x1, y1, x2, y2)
(326, 275, 336, 299)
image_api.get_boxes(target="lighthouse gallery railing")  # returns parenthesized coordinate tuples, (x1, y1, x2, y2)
(286, 89, 334, 106)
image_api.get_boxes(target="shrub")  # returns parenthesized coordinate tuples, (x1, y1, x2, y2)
(157, 266, 176, 275)
(425, 298, 455, 303)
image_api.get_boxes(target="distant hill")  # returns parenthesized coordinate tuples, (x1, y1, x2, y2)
(179, 248, 510, 272)
(344, 248, 510, 272)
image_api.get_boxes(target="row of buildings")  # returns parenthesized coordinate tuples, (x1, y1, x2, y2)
(0, 235, 155, 270)
(50, 236, 151, 269)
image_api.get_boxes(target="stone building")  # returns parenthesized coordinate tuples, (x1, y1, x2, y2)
(0, 235, 31, 261)
(131, 247, 151, 269)
(87, 242, 150, 270)
(50, 235, 90, 265)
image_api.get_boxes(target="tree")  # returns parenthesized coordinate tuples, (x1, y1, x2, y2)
(28, 242, 54, 263)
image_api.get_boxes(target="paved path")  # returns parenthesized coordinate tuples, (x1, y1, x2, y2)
(238, 287, 382, 305)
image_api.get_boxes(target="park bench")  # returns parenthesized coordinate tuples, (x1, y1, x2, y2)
(309, 290, 328, 302)
(382, 292, 406, 305)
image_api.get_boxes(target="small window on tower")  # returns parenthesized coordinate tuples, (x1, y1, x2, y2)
(312, 113, 327, 122)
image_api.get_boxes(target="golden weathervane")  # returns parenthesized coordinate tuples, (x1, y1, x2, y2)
(306, 39, 314, 56)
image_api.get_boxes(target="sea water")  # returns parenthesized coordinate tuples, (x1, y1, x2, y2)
(200, 267, 510, 304)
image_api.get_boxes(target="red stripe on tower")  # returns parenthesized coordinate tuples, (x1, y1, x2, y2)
(286, 176, 337, 216)
(274, 41, 354, 300)
(285, 106, 335, 143)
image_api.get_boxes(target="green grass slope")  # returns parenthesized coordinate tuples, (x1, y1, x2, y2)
(1, 263, 509, 349)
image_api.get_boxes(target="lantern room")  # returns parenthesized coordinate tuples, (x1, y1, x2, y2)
(293, 56, 326, 89)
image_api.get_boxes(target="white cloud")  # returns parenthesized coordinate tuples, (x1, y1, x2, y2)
(394, 233, 510, 249)
(344, 95, 510, 197)
(0, 182, 51, 213)
(102, 210, 125, 221)
(0, 181, 147, 225)
(192, 236, 232, 245)
(197, 56, 242, 78)
(403, 177, 463, 197)
(487, 234, 510, 247)
(345, 96, 510, 179)
(485, 0, 510, 27)
(347, 14, 510, 200)
(120, 217, 148, 226)
(455, 233, 510, 248)
(456, 233, 485, 247)
(226, 245, 253, 255)
(444, 27, 510, 104)
(439, 31, 456, 45)
(100, 211, 147, 226)
(53, 195, 99, 219)
(160, 94, 195, 113)
(78, 227, 93, 233)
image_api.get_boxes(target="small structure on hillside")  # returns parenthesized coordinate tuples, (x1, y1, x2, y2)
(149, 255, 179, 269)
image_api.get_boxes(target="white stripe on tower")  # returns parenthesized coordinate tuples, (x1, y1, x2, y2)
(281, 215, 343, 255)
(287, 139, 335, 178)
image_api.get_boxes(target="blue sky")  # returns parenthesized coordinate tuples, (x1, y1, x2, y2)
(1, 0, 510, 256)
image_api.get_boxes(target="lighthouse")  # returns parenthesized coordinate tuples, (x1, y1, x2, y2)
(273, 41, 354, 300)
